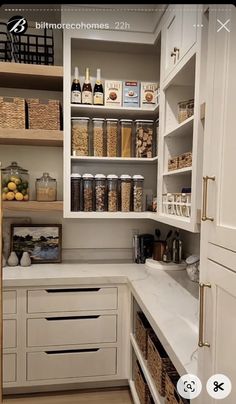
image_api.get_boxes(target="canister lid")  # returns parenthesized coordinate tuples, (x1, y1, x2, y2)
(82, 173, 94, 179)
(107, 174, 118, 179)
(92, 118, 105, 121)
(134, 119, 154, 123)
(95, 174, 106, 179)
(71, 117, 90, 120)
(106, 118, 118, 122)
(120, 119, 133, 123)
(186, 255, 200, 265)
(133, 175, 144, 180)
(120, 174, 131, 179)
(71, 173, 81, 178)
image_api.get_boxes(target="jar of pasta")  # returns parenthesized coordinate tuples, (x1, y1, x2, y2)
(72, 117, 90, 156)
(120, 119, 132, 157)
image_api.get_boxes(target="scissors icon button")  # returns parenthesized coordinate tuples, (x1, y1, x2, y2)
(207, 374, 231, 399)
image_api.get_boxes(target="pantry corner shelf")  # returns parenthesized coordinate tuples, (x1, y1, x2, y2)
(0, 128, 63, 147)
(3, 201, 63, 213)
(163, 167, 192, 176)
(163, 115, 194, 138)
(70, 156, 158, 164)
(71, 103, 159, 118)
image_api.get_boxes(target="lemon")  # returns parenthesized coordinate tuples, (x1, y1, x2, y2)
(6, 192, 15, 201)
(15, 192, 24, 201)
(2, 193, 7, 201)
(8, 182, 17, 191)
(10, 176, 21, 185)
(23, 194, 29, 201)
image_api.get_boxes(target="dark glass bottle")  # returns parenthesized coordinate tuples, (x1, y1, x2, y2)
(82, 67, 92, 105)
(93, 68, 104, 105)
(71, 67, 81, 104)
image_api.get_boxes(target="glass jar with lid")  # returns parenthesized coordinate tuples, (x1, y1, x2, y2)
(120, 119, 133, 158)
(106, 119, 118, 157)
(71, 117, 90, 156)
(120, 174, 132, 212)
(71, 173, 81, 211)
(107, 174, 118, 212)
(36, 172, 57, 202)
(95, 174, 106, 212)
(133, 175, 144, 212)
(82, 174, 94, 211)
(135, 120, 154, 158)
(2, 161, 29, 202)
(92, 118, 105, 157)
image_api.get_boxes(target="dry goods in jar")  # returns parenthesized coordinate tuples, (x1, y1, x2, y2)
(121, 119, 132, 157)
(95, 174, 106, 212)
(135, 120, 154, 158)
(106, 119, 118, 157)
(72, 118, 89, 156)
(107, 175, 118, 212)
(133, 175, 144, 212)
(92, 118, 104, 157)
(82, 174, 93, 211)
(120, 175, 132, 212)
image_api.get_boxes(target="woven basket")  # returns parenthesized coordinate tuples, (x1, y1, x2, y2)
(0, 97, 25, 129)
(27, 98, 61, 130)
(178, 152, 192, 169)
(147, 332, 176, 397)
(136, 312, 152, 359)
(165, 371, 188, 404)
(134, 361, 150, 404)
(168, 157, 179, 171)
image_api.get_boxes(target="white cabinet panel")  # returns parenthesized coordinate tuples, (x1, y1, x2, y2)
(3, 320, 16, 349)
(3, 354, 16, 383)
(163, 8, 182, 79)
(180, 5, 197, 60)
(3, 291, 17, 314)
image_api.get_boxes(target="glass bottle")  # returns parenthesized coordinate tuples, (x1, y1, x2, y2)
(36, 172, 57, 202)
(93, 68, 104, 105)
(71, 66, 81, 104)
(2, 161, 29, 202)
(82, 67, 92, 105)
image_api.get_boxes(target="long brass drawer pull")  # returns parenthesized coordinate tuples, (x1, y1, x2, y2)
(45, 348, 99, 355)
(202, 176, 215, 221)
(45, 288, 100, 293)
(45, 315, 100, 321)
(198, 282, 211, 348)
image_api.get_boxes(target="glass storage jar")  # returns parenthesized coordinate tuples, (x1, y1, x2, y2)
(92, 118, 105, 157)
(2, 161, 29, 202)
(135, 120, 154, 158)
(120, 174, 132, 212)
(36, 172, 57, 202)
(106, 119, 118, 157)
(82, 174, 94, 211)
(107, 174, 118, 212)
(133, 175, 144, 212)
(95, 174, 106, 212)
(71, 117, 90, 156)
(120, 119, 132, 157)
(71, 173, 81, 211)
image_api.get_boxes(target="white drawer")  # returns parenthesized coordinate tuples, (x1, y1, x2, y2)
(27, 348, 117, 381)
(3, 319, 17, 349)
(3, 291, 17, 314)
(27, 315, 117, 347)
(3, 353, 16, 383)
(27, 287, 118, 313)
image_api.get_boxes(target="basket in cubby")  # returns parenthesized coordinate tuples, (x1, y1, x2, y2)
(0, 96, 25, 129)
(134, 361, 152, 404)
(165, 371, 189, 404)
(168, 156, 179, 171)
(147, 332, 176, 397)
(178, 152, 192, 169)
(135, 311, 152, 359)
(27, 98, 61, 130)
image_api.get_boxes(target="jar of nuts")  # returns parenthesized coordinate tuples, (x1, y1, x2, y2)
(135, 120, 154, 158)
(133, 175, 144, 212)
(120, 174, 132, 212)
(92, 118, 105, 157)
(95, 174, 106, 212)
(106, 119, 118, 157)
(82, 173, 94, 211)
(72, 117, 90, 156)
(107, 174, 118, 212)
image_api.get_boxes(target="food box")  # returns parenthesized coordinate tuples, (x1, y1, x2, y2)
(105, 81, 122, 107)
(123, 81, 140, 108)
(141, 82, 159, 109)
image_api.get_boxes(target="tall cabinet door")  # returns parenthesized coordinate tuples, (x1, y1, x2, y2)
(202, 6, 236, 253)
(180, 5, 197, 60)
(162, 7, 182, 80)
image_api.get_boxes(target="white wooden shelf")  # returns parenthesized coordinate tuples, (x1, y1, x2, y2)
(130, 333, 165, 404)
(0, 128, 63, 147)
(71, 103, 159, 118)
(71, 156, 158, 164)
(65, 211, 154, 219)
(163, 116, 194, 138)
(3, 201, 63, 213)
(129, 380, 141, 404)
(163, 167, 192, 176)
(156, 213, 197, 232)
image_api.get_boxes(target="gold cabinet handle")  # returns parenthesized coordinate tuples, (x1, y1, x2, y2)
(202, 176, 215, 221)
(174, 47, 180, 59)
(198, 283, 211, 348)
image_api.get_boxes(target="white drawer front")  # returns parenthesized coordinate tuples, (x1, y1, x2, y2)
(3, 319, 17, 349)
(27, 315, 117, 347)
(27, 287, 117, 313)
(3, 353, 16, 383)
(3, 291, 17, 314)
(27, 348, 117, 381)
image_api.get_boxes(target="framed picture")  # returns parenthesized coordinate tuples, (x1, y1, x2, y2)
(11, 224, 62, 263)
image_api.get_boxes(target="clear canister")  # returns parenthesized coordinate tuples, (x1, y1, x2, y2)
(82, 173, 94, 211)
(92, 118, 105, 157)
(133, 175, 144, 212)
(2, 161, 29, 202)
(71, 117, 90, 156)
(71, 173, 81, 211)
(36, 172, 57, 202)
(120, 119, 132, 158)
(106, 119, 118, 157)
(120, 174, 132, 212)
(107, 174, 118, 212)
(95, 174, 106, 212)
(135, 120, 154, 158)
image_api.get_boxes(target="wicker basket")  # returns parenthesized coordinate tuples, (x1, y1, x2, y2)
(27, 98, 61, 130)
(134, 361, 150, 404)
(136, 312, 152, 359)
(147, 332, 176, 397)
(165, 371, 189, 404)
(0, 97, 25, 129)
(168, 157, 179, 171)
(178, 152, 192, 169)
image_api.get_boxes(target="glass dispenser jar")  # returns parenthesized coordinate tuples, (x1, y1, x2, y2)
(92, 118, 105, 157)
(120, 119, 132, 157)
(107, 174, 118, 212)
(95, 174, 106, 212)
(135, 120, 154, 158)
(82, 174, 94, 211)
(2, 161, 29, 201)
(106, 119, 118, 157)
(71, 173, 81, 211)
(36, 172, 57, 202)
(71, 117, 90, 156)
(120, 174, 132, 212)
(133, 175, 144, 212)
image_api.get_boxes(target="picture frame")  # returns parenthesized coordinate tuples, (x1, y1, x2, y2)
(11, 224, 62, 263)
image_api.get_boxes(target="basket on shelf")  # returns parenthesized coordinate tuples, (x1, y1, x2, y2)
(168, 156, 179, 171)
(0, 96, 25, 129)
(178, 152, 192, 169)
(135, 311, 152, 359)
(147, 332, 176, 397)
(165, 371, 189, 404)
(134, 361, 151, 404)
(27, 98, 61, 130)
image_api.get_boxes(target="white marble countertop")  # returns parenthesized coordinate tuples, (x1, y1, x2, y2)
(3, 262, 199, 376)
